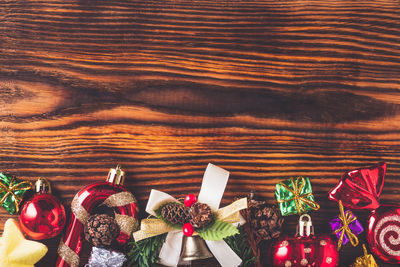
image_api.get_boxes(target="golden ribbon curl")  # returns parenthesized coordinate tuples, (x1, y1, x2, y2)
(0, 177, 32, 213)
(277, 177, 320, 215)
(334, 200, 359, 251)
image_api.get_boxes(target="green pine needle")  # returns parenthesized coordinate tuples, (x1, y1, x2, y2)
(224, 226, 256, 267)
(126, 234, 167, 267)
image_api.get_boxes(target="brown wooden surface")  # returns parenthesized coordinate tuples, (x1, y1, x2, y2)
(1, 0, 400, 266)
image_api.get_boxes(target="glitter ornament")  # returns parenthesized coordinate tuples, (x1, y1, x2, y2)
(19, 178, 66, 240)
(329, 162, 400, 264)
(270, 214, 339, 267)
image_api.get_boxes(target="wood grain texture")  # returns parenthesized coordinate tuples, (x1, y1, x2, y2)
(1, 0, 400, 266)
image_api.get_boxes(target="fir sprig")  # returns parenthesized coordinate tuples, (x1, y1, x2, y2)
(126, 233, 167, 267)
(224, 226, 256, 267)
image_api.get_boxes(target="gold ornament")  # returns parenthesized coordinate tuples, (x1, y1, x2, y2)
(350, 244, 379, 267)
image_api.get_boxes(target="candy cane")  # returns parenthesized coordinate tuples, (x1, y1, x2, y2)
(56, 167, 139, 267)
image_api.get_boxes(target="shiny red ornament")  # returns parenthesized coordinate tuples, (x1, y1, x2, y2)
(184, 193, 197, 207)
(329, 162, 400, 264)
(56, 166, 139, 267)
(19, 178, 66, 240)
(270, 214, 339, 267)
(183, 223, 194, 236)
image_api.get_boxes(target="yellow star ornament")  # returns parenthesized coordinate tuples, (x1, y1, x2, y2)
(0, 219, 48, 267)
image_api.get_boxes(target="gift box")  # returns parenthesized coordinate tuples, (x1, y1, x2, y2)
(329, 209, 364, 246)
(0, 173, 32, 214)
(275, 177, 319, 216)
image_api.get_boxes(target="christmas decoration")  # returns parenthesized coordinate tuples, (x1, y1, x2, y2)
(275, 177, 320, 216)
(56, 165, 139, 267)
(183, 222, 194, 236)
(86, 247, 127, 267)
(0, 219, 48, 267)
(161, 202, 190, 225)
(329, 162, 400, 264)
(270, 214, 339, 267)
(0, 172, 32, 214)
(224, 226, 256, 267)
(84, 214, 120, 247)
(133, 163, 247, 267)
(189, 202, 214, 228)
(19, 178, 66, 240)
(184, 193, 197, 207)
(240, 193, 284, 267)
(127, 233, 167, 267)
(329, 200, 363, 251)
(350, 244, 379, 267)
(247, 193, 284, 242)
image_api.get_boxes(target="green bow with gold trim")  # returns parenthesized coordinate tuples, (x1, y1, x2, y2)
(0, 173, 32, 214)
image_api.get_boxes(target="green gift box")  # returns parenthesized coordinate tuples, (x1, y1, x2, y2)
(0, 173, 32, 214)
(275, 177, 319, 216)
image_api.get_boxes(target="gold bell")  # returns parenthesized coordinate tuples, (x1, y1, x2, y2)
(180, 235, 213, 262)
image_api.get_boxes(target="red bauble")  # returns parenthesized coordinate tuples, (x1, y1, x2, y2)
(183, 223, 194, 236)
(270, 215, 339, 267)
(367, 204, 400, 264)
(19, 178, 66, 240)
(184, 193, 197, 207)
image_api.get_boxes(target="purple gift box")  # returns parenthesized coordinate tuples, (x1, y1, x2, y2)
(329, 210, 364, 245)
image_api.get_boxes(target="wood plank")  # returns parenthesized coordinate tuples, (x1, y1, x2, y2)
(1, 0, 400, 266)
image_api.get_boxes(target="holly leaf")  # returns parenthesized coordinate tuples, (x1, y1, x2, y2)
(197, 220, 239, 241)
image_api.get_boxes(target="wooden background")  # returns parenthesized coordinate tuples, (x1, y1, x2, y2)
(1, 0, 400, 266)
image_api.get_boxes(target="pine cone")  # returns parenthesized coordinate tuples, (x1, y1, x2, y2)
(189, 202, 213, 228)
(84, 214, 119, 247)
(161, 202, 190, 225)
(248, 195, 284, 241)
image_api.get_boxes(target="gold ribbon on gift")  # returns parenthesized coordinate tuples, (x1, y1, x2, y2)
(133, 197, 247, 242)
(0, 177, 32, 213)
(277, 177, 320, 215)
(334, 200, 359, 251)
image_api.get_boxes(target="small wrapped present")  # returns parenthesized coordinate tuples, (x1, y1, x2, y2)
(350, 244, 379, 267)
(330, 200, 363, 250)
(275, 177, 320, 216)
(0, 173, 32, 214)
